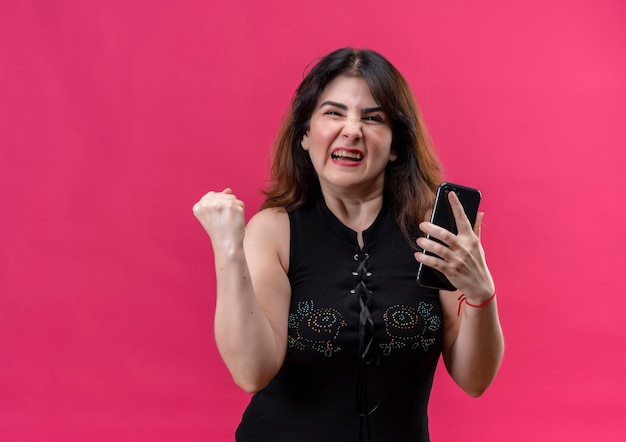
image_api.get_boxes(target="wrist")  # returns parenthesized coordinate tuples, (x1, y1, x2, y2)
(457, 290, 496, 316)
(213, 238, 245, 261)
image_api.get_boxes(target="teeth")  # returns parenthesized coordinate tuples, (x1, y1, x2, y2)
(332, 151, 362, 160)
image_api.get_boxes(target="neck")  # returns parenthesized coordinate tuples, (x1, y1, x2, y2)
(321, 190, 384, 244)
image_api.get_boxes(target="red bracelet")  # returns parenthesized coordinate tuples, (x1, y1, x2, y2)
(457, 290, 496, 316)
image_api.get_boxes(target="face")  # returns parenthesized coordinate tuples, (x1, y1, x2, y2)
(301, 75, 395, 197)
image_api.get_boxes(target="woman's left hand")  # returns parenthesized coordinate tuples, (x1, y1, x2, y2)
(414, 191, 495, 303)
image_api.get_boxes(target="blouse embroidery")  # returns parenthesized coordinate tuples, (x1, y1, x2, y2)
(379, 302, 442, 355)
(288, 300, 347, 357)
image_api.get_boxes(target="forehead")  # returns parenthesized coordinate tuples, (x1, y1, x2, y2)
(318, 75, 378, 106)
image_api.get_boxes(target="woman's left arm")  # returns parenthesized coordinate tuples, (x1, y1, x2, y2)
(415, 191, 504, 397)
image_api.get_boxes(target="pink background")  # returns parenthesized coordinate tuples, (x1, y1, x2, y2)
(1, 0, 625, 440)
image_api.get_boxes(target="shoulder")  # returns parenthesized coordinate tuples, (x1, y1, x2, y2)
(246, 207, 289, 234)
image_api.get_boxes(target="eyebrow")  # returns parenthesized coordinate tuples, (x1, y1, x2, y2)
(320, 101, 384, 114)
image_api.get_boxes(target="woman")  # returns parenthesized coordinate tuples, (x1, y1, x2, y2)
(193, 48, 503, 441)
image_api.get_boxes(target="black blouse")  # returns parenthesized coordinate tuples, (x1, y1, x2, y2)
(236, 197, 443, 442)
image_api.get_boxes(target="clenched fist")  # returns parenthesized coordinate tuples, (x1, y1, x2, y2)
(193, 188, 246, 255)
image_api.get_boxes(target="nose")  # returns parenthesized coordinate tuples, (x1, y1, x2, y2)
(341, 117, 362, 141)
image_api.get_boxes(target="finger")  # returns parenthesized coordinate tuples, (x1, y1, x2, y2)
(416, 236, 455, 261)
(222, 187, 233, 194)
(193, 191, 214, 214)
(418, 222, 456, 247)
(447, 191, 473, 233)
(414, 250, 444, 269)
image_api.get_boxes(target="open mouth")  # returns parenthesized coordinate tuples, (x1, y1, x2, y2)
(331, 149, 363, 162)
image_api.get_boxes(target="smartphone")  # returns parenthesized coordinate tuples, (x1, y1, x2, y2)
(416, 182, 482, 291)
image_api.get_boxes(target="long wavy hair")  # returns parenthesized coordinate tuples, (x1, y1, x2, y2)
(261, 48, 443, 243)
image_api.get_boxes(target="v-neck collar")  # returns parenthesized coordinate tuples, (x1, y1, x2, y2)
(315, 196, 388, 249)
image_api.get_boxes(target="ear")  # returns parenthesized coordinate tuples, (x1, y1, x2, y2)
(301, 132, 310, 151)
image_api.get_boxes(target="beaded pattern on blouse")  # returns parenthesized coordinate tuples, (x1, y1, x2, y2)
(288, 300, 347, 357)
(287, 251, 441, 359)
(379, 302, 442, 355)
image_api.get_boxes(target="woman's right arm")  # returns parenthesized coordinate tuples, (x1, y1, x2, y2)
(193, 189, 291, 393)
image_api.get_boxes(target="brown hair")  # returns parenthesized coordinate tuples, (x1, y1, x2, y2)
(262, 47, 443, 242)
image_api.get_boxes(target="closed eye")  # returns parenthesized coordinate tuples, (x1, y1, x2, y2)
(362, 114, 385, 123)
(324, 110, 343, 117)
